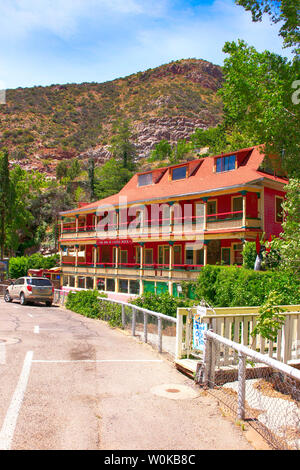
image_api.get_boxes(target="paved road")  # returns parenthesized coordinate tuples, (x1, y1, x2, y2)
(0, 299, 253, 450)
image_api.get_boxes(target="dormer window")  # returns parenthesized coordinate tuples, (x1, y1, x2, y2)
(172, 166, 187, 181)
(138, 173, 153, 187)
(216, 155, 236, 173)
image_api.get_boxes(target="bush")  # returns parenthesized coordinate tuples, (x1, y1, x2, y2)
(9, 253, 60, 278)
(9, 256, 29, 279)
(242, 242, 257, 269)
(66, 290, 122, 327)
(131, 292, 195, 318)
(194, 265, 300, 307)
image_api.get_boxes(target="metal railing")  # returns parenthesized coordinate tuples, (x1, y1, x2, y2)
(53, 289, 177, 356)
(198, 330, 300, 450)
(97, 296, 177, 356)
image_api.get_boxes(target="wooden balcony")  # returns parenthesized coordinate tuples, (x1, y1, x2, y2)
(60, 212, 262, 242)
(61, 259, 202, 281)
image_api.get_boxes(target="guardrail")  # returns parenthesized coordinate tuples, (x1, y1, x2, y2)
(53, 289, 177, 356)
(199, 330, 300, 450)
(98, 296, 177, 355)
(176, 306, 300, 364)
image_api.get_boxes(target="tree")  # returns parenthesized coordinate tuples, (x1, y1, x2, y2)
(94, 158, 134, 200)
(148, 139, 172, 162)
(88, 157, 95, 201)
(270, 178, 300, 273)
(0, 150, 14, 259)
(219, 40, 300, 177)
(56, 160, 69, 181)
(170, 139, 193, 163)
(109, 119, 136, 169)
(67, 158, 81, 180)
(236, 0, 300, 55)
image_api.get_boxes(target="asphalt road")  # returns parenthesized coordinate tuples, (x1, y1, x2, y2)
(0, 299, 253, 450)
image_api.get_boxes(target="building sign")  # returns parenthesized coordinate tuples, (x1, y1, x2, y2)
(193, 311, 208, 351)
(96, 239, 133, 246)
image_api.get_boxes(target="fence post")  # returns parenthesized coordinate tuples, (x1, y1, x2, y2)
(144, 312, 148, 343)
(175, 309, 183, 359)
(122, 305, 126, 329)
(196, 330, 211, 385)
(132, 307, 136, 336)
(158, 317, 162, 353)
(237, 352, 246, 420)
(209, 338, 216, 388)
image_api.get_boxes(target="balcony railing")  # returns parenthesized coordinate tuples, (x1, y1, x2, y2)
(61, 210, 260, 238)
(62, 259, 203, 272)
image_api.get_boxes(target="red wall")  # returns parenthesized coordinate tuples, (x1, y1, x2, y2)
(264, 187, 285, 238)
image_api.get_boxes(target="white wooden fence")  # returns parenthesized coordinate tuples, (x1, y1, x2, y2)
(176, 305, 300, 365)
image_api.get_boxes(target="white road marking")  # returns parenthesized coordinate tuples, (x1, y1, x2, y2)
(32, 359, 164, 363)
(0, 351, 34, 450)
(0, 343, 6, 365)
(34, 326, 39, 334)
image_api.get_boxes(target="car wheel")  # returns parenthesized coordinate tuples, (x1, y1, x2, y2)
(20, 292, 27, 306)
(4, 290, 12, 303)
(45, 301, 52, 307)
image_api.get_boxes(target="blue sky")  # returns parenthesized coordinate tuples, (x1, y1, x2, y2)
(0, 0, 292, 90)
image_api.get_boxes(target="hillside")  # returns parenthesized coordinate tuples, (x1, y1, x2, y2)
(0, 59, 223, 175)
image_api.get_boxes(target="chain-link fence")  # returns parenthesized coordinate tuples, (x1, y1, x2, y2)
(196, 330, 300, 450)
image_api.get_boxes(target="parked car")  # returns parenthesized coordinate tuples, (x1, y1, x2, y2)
(4, 277, 54, 307)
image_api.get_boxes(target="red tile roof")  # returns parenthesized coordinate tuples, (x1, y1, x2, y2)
(62, 146, 288, 215)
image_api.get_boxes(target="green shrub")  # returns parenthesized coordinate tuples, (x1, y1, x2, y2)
(194, 265, 300, 307)
(242, 241, 257, 269)
(131, 292, 195, 318)
(9, 256, 29, 278)
(9, 253, 60, 278)
(66, 290, 122, 327)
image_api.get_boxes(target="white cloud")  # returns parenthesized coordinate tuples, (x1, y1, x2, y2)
(0, 0, 292, 89)
(0, 0, 167, 39)
(134, 0, 291, 64)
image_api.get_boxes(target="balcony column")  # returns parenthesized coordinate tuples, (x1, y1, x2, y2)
(168, 242, 174, 294)
(256, 192, 262, 228)
(202, 198, 208, 231)
(241, 191, 247, 228)
(59, 245, 63, 267)
(75, 215, 79, 233)
(169, 241, 174, 275)
(168, 201, 174, 235)
(93, 244, 97, 268)
(139, 243, 144, 272)
(116, 209, 120, 237)
(75, 245, 79, 268)
(115, 244, 119, 270)
(139, 243, 144, 294)
(203, 241, 209, 266)
(61, 217, 64, 235)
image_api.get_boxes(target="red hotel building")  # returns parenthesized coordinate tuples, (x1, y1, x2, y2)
(59, 146, 287, 297)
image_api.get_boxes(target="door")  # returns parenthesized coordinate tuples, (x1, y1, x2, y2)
(232, 197, 243, 219)
(158, 246, 170, 267)
(12, 278, 23, 299)
(221, 247, 231, 265)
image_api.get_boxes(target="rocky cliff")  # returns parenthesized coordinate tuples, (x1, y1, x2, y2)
(0, 59, 223, 174)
